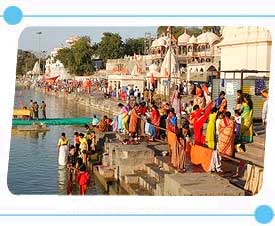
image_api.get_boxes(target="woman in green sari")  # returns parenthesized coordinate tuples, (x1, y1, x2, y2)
(240, 94, 253, 143)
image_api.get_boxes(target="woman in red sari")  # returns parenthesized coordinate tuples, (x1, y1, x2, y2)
(150, 105, 160, 138)
(217, 111, 235, 156)
(189, 101, 213, 145)
(77, 164, 90, 195)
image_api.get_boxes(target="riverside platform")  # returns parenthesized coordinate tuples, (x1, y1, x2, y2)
(12, 117, 91, 126)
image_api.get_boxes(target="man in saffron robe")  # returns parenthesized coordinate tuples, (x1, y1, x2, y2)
(150, 105, 160, 138)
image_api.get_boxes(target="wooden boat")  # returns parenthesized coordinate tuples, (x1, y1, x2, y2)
(13, 109, 31, 117)
(15, 123, 50, 132)
(13, 117, 91, 126)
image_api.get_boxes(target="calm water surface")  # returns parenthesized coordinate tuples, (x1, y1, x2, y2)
(8, 89, 105, 195)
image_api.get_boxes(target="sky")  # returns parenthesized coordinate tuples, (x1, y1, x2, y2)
(18, 27, 158, 55)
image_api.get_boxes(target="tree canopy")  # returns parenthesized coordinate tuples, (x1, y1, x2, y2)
(124, 38, 145, 56)
(96, 32, 124, 62)
(17, 26, 222, 77)
(16, 50, 38, 76)
(56, 36, 96, 76)
(156, 26, 221, 38)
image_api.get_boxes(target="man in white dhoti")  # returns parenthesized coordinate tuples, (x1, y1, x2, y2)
(57, 132, 69, 166)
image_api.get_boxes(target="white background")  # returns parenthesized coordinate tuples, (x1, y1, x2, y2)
(0, 1, 274, 225)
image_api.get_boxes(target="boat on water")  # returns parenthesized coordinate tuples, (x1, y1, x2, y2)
(16, 123, 50, 132)
(13, 117, 92, 126)
(13, 109, 31, 118)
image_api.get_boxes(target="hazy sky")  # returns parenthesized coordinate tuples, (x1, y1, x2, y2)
(18, 27, 157, 55)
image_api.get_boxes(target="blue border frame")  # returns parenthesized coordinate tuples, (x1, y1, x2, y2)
(2, 14, 275, 18)
(1, 6, 275, 224)
(0, 213, 255, 217)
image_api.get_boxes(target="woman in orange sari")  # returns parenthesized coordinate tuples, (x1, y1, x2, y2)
(129, 104, 139, 137)
(167, 109, 178, 157)
(172, 124, 192, 172)
(97, 116, 108, 132)
(217, 111, 235, 156)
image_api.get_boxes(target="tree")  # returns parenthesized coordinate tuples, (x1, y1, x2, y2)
(202, 26, 221, 35)
(156, 26, 213, 38)
(124, 38, 145, 56)
(16, 49, 38, 76)
(96, 32, 124, 62)
(56, 36, 95, 76)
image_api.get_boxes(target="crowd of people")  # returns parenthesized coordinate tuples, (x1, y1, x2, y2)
(57, 123, 99, 195)
(107, 84, 267, 173)
(56, 81, 268, 188)
(19, 76, 269, 192)
(56, 114, 116, 195)
(24, 99, 47, 120)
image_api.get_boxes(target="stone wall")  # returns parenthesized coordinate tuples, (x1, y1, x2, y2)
(104, 142, 155, 179)
(34, 87, 122, 116)
(164, 173, 244, 196)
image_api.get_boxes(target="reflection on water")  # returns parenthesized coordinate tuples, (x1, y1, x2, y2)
(11, 129, 48, 139)
(58, 166, 67, 195)
(8, 89, 105, 195)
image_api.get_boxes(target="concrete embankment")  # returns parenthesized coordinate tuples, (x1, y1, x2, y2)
(33, 86, 122, 116)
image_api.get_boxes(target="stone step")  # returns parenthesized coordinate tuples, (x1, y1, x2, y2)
(128, 183, 153, 196)
(235, 152, 264, 167)
(139, 174, 158, 193)
(145, 163, 170, 182)
(154, 156, 176, 173)
(252, 134, 266, 144)
(124, 174, 139, 184)
(154, 181, 165, 196)
(246, 142, 265, 151)
(164, 173, 245, 196)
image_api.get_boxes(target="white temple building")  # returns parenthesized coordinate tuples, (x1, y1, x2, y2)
(217, 26, 272, 78)
(44, 58, 73, 80)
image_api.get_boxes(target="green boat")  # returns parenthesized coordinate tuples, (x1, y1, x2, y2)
(13, 117, 92, 126)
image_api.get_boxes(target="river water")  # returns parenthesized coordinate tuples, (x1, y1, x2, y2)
(8, 89, 106, 195)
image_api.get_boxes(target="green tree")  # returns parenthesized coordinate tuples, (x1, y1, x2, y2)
(56, 36, 95, 76)
(202, 26, 221, 35)
(16, 49, 38, 76)
(156, 26, 205, 38)
(124, 38, 145, 56)
(96, 32, 124, 62)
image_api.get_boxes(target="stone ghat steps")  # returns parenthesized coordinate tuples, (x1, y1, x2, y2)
(123, 157, 175, 196)
(235, 134, 265, 168)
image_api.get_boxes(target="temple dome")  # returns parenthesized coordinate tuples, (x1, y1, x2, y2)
(151, 39, 159, 47)
(197, 31, 220, 45)
(178, 32, 191, 45)
(188, 35, 197, 44)
(157, 37, 167, 46)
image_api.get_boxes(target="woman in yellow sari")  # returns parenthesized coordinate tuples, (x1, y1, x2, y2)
(118, 103, 129, 133)
(240, 94, 253, 143)
(205, 107, 218, 149)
